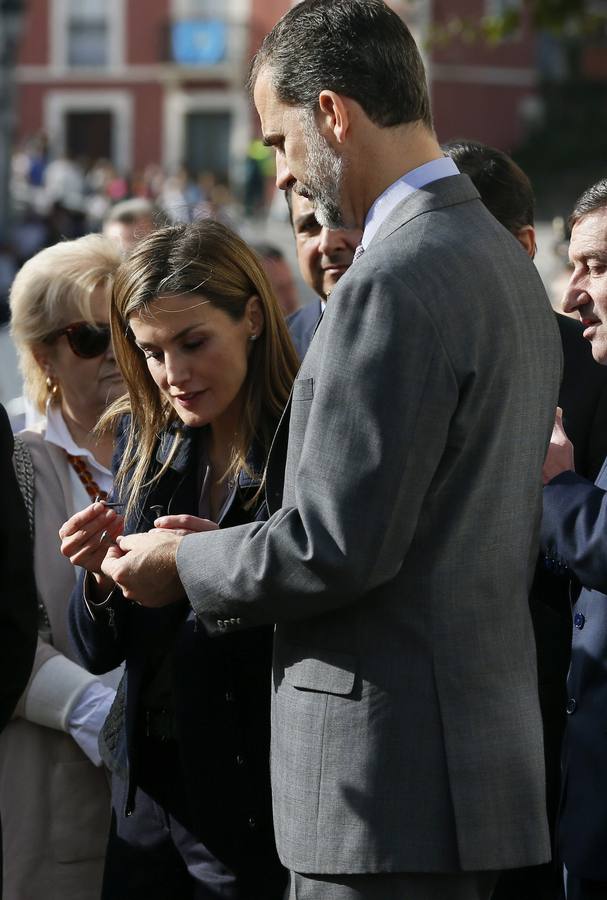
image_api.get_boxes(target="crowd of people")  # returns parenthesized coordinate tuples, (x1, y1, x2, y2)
(2, 1, 607, 899)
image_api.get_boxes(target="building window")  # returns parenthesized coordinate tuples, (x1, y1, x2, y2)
(174, 0, 226, 18)
(66, 0, 109, 67)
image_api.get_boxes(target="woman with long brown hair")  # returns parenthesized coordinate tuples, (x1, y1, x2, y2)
(60, 220, 299, 899)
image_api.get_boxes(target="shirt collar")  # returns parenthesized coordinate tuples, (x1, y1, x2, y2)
(362, 157, 460, 250)
(44, 403, 112, 477)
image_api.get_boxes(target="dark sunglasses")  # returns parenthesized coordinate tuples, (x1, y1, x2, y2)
(47, 322, 111, 359)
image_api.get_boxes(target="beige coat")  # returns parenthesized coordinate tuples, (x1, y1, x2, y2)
(0, 426, 111, 900)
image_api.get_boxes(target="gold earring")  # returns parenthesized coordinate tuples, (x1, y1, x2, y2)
(45, 375, 60, 398)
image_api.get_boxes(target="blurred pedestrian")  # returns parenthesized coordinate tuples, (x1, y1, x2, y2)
(103, 198, 164, 254)
(251, 242, 300, 316)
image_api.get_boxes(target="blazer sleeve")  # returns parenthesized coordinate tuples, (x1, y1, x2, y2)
(541, 468, 607, 593)
(68, 415, 132, 674)
(68, 570, 130, 675)
(0, 405, 37, 731)
(177, 269, 458, 629)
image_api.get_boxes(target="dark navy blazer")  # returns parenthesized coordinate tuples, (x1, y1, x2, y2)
(541, 457, 607, 880)
(68, 422, 284, 888)
(286, 299, 322, 361)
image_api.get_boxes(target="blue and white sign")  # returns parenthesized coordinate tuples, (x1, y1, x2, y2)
(171, 20, 227, 65)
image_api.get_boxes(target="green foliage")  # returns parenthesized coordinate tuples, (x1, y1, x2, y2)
(428, 0, 606, 46)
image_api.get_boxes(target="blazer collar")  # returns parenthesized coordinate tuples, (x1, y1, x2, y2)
(155, 422, 264, 490)
(370, 173, 480, 249)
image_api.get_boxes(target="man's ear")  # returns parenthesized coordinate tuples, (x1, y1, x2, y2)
(516, 225, 537, 260)
(318, 91, 350, 145)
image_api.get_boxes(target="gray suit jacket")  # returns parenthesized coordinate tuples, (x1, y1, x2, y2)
(177, 175, 562, 874)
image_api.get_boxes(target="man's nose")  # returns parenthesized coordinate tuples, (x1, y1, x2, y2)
(318, 226, 345, 255)
(275, 156, 294, 192)
(562, 278, 589, 315)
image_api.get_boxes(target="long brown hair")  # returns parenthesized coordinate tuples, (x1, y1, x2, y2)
(102, 220, 299, 520)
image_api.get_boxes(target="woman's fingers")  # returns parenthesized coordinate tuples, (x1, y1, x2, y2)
(60, 508, 125, 567)
(154, 514, 219, 533)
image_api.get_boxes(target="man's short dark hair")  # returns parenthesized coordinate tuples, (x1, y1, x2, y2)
(249, 0, 432, 130)
(443, 140, 534, 234)
(570, 178, 607, 229)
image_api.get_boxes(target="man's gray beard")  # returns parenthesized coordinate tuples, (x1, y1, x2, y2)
(299, 111, 346, 230)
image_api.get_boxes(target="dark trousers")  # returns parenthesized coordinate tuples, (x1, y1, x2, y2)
(565, 871, 607, 900)
(102, 738, 244, 900)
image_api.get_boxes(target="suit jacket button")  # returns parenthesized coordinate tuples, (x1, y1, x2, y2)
(225, 691, 235, 703)
(236, 754, 245, 766)
(566, 698, 577, 715)
(247, 816, 257, 830)
(574, 613, 586, 629)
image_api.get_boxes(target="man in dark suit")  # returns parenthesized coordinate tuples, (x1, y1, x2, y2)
(285, 189, 361, 359)
(445, 142, 607, 900)
(0, 402, 38, 885)
(444, 141, 607, 483)
(541, 178, 607, 900)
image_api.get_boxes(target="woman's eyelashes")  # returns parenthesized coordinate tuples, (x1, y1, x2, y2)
(140, 337, 207, 362)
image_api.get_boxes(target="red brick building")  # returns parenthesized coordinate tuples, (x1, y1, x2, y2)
(13, 0, 544, 187)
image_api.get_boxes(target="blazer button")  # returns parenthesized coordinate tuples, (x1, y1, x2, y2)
(247, 816, 257, 830)
(216, 620, 225, 629)
(236, 754, 245, 766)
(225, 691, 235, 703)
(574, 613, 586, 629)
(566, 698, 577, 715)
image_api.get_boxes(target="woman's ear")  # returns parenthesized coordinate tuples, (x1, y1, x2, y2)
(246, 295, 265, 340)
(32, 343, 54, 377)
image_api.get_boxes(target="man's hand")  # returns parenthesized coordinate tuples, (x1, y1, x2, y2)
(101, 530, 185, 608)
(543, 407, 574, 485)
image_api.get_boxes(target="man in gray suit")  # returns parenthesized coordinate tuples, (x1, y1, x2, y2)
(102, 2, 562, 897)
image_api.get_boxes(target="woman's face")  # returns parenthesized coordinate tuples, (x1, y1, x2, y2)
(37, 285, 124, 423)
(128, 293, 263, 430)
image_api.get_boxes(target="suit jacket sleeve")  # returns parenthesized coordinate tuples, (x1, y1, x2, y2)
(177, 269, 458, 629)
(0, 405, 37, 731)
(541, 468, 607, 593)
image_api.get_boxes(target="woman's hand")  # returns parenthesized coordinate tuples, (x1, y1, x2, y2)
(153, 514, 219, 537)
(59, 501, 125, 591)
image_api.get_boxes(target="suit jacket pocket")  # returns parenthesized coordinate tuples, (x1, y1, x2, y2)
(293, 377, 314, 401)
(280, 642, 356, 696)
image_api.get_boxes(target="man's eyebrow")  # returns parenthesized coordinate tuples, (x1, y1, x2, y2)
(262, 133, 282, 148)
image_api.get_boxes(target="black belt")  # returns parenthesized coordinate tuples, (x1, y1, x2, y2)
(140, 707, 177, 742)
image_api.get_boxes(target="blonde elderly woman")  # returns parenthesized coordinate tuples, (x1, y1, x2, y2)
(1, 234, 124, 900)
